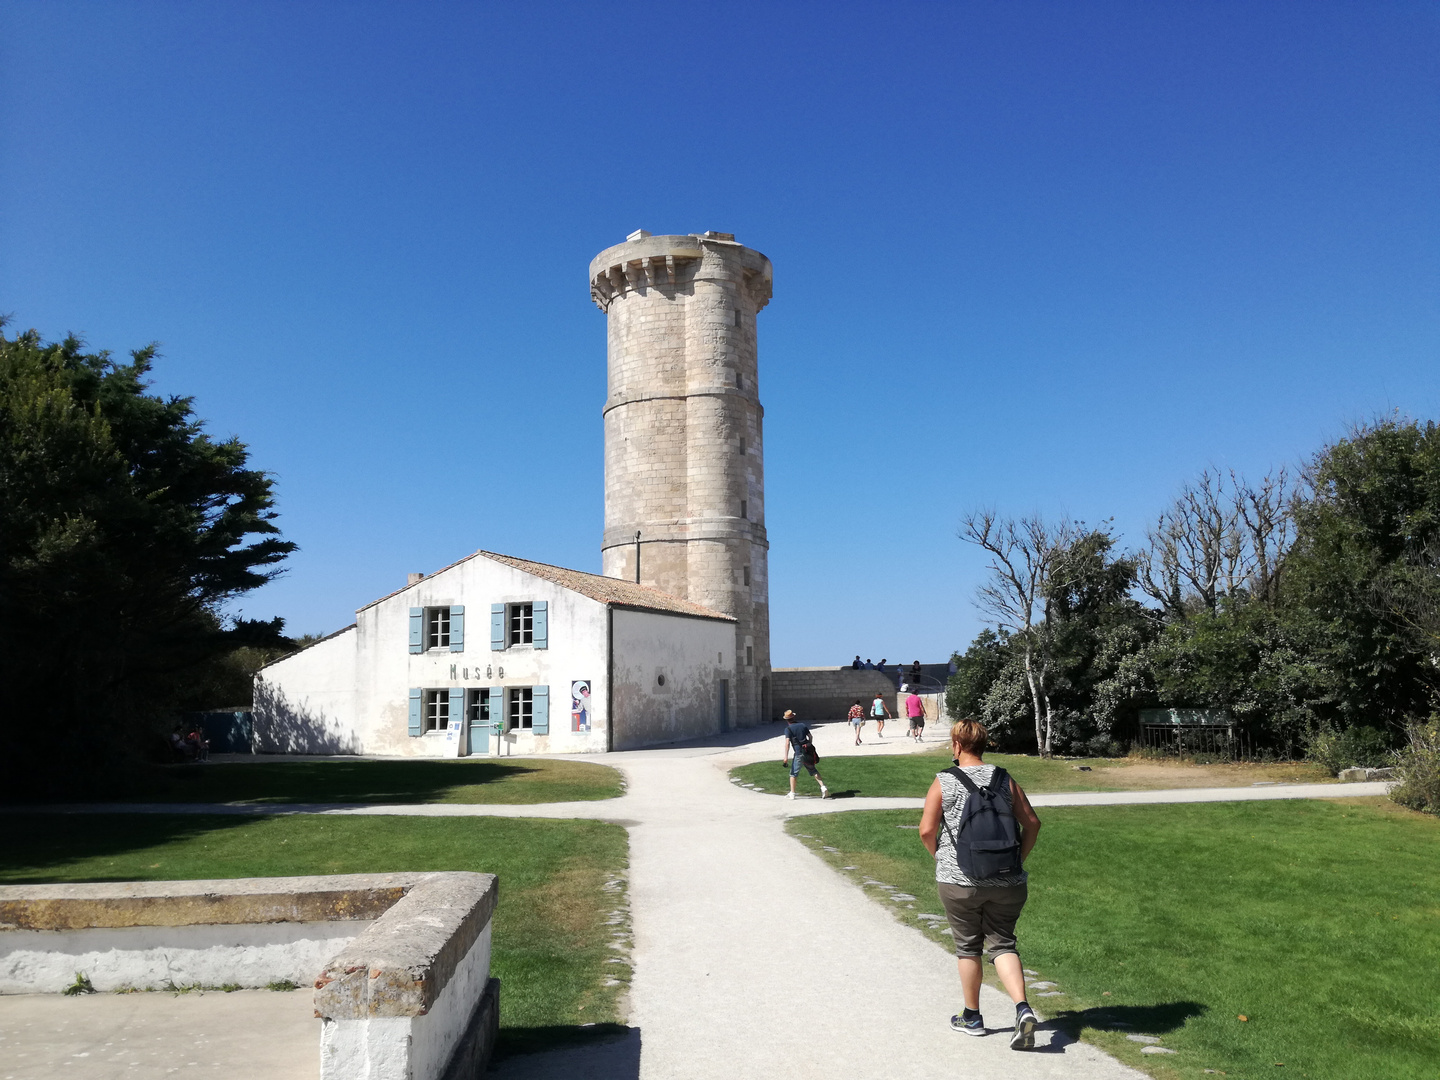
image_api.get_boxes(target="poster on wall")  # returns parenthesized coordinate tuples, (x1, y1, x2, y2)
(571, 680, 591, 732)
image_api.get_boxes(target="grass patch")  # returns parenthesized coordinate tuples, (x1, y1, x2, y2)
(731, 744, 1331, 798)
(95, 757, 625, 805)
(788, 797, 1440, 1079)
(0, 813, 631, 1057)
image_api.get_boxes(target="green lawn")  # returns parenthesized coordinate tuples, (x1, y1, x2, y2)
(731, 745, 1331, 798)
(0, 813, 631, 1058)
(112, 757, 624, 805)
(788, 797, 1440, 1080)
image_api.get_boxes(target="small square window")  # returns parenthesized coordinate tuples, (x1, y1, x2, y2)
(423, 689, 450, 733)
(509, 687, 534, 730)
(508, 603, 533, 646)
(426, 607, 450, 650)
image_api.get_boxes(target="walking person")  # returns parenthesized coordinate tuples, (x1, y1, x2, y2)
(906, 690, 928, 742)
(780, 710, 829, 800)
(848, 699, 866, 744)
(870, 692, 892, 738)
(919, 719, 1043, 1050)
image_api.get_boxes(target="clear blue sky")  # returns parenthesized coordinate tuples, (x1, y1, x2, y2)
(3, 2, 1437, 665)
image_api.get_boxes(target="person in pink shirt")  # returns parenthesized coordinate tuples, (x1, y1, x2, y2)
(905, 689, 928, 742)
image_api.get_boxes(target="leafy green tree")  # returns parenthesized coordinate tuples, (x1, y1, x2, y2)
(1285, 418, 1440, 732)
(945, 629, 1008, 722)
(0, 323, 295, 795)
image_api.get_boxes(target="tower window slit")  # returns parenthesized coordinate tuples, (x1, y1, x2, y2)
(740, 499, 747, 519)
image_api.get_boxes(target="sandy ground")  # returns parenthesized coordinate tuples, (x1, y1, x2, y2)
(0, 989, 316, 1080)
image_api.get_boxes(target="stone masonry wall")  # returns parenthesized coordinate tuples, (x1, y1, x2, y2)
(593, 231, 774, 726)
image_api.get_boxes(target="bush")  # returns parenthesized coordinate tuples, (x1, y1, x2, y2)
(1390, 720, 1440, 815)
(1304, 725, 1394, 775)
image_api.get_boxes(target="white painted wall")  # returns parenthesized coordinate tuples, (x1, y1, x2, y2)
(611, 609, 735, 749)
(254, 627, 360, 754)
(0, 920, 368, 994)
(352, 558, 613, 757)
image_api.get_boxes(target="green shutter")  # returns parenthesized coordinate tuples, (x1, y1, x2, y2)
(490, 685, 505, 732)
(533, 685, 549, 735)
(491, 604, 505, 650)
(408, 688, 422, 737)
(533, 600, 548, 649)
(450, 605, 465, 652)
(409, 608, 423, 653)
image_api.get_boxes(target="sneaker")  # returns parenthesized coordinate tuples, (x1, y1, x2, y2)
(785, 791, 796, 800)
(819, 785, 830, 799)
(951, 1013, 985, 1036)
(1010, 1004, 1037, 1050)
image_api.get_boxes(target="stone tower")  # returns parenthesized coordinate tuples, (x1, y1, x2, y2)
(590, 230, 773, 726)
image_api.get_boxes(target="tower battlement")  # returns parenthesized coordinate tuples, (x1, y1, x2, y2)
(590, 232, 772, 314)
(592, 230, 774, 725)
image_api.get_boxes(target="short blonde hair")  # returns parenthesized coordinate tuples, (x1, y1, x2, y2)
(950, 719, 989, 756)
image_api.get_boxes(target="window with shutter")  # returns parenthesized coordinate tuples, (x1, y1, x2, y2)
(508, 687, 534, 730)
(426, 608, 451, 650)
(532, 601, 548, 649)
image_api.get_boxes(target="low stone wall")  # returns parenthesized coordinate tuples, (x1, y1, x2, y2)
(0, 872, 499, 1080)
(771, 667, 898, 722)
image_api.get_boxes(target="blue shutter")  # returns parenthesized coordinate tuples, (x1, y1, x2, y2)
(408, 688, 422, 737)
(490, 686, 506, 732)
(450, 605, 465, 652)
(533, 601, 548, 650)
(532, 685, 549, 735)
(491, 604, 505, 651)
(409, 608, 423, 654)
(449, 687, 464, 734)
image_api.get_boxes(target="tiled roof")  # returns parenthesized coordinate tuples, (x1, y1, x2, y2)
(477, 551, 735, 620)
(357, 550, 734, 622)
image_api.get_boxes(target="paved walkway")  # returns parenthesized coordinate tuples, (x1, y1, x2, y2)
(6, 725, 1390, 1079)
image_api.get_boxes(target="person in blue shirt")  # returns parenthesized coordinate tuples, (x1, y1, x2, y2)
(780, 710, 829, 800)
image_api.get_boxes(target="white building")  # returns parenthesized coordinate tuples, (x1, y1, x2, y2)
(254, 551, 738, 756)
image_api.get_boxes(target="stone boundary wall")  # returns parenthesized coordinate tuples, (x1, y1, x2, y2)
(771, 667, 899, 723)
(0, 872, 500, 1080)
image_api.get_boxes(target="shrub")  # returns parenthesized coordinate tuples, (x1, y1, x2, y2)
(1304, 725, 1393, 775)
(1390, 720, 1440, 815)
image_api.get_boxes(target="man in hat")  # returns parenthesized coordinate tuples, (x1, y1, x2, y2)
(780, 709, 829, 800)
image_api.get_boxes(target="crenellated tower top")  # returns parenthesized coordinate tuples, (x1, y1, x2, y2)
(589, 230, 772, 314)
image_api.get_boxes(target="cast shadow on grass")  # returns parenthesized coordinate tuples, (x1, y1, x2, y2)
(1028, 1001, 1207, 1054)
(0, 813, 260, 882)
(820, 789, 863, 800)
(149, 759, 543, 804)
(491, 1025, 640, 1078)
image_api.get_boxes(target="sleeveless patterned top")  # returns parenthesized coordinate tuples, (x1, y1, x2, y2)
(933, 764, 1028, 887)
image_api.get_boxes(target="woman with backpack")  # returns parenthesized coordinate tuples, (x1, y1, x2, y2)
(918, 719, 1043, 1050)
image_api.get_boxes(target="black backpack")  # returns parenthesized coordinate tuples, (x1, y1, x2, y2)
(942, 766, 1022, 879)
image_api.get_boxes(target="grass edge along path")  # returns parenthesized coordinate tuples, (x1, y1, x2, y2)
(94, 757, 627, 806)
(787, 797, 1440, 1080)
(0, 813, 633, 1059)
(732, 748, 1332, 799)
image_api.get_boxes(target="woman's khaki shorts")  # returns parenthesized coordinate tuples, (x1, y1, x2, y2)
(937, 882, 1028, 959)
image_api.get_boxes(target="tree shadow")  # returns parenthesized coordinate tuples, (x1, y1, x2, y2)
(1028, 1001, 1207, 1054)
(0, 812, 262, 882)
(145, 759, 543, 804)
(490, 1025, 640, 1078)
